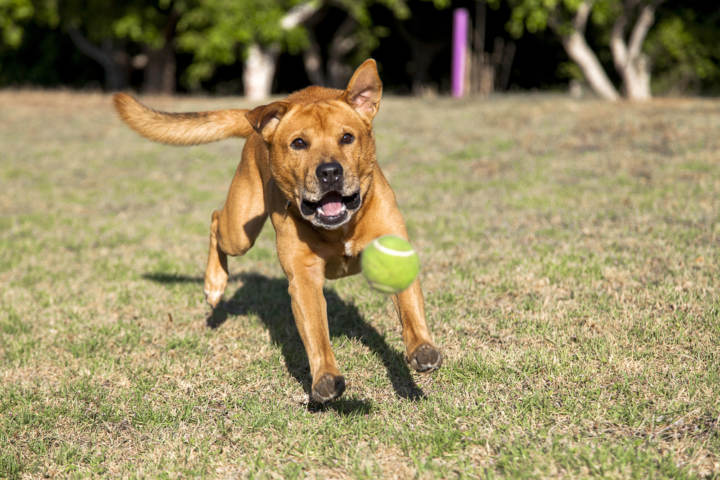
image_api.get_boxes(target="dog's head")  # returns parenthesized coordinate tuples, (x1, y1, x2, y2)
(246, 59, 382, 230)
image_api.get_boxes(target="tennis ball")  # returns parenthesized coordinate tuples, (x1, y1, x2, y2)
(361, 235, 420, 294)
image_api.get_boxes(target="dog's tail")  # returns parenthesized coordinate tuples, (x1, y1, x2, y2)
(112, 93, 254, 145)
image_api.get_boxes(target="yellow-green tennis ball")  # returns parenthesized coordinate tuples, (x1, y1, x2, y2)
(361, 235, 420, 294)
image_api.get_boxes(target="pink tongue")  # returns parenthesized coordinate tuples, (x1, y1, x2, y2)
(319, 193, 343, 216)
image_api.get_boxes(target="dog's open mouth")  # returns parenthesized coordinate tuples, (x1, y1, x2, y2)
(300, 191, 361, 227)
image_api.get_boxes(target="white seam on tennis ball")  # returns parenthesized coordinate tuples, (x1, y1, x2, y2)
(372, 238, 416, 257)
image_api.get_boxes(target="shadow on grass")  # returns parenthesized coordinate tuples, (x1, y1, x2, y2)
(142, 271, 425, 409)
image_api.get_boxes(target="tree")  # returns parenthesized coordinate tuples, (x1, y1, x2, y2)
(177, 0, 315, 99)
(178, 0, 420, 99)
(499, 0, 665, 100)
(645, 1, 720, 94)
(0, 0, 131, 90)
(111, 0, 189, 94)
(244, 2, 319, 100)
(50, 0, 304, 95)
(57, 0, 133, 91)
(3, 0, 419, 98)
(62, 0, 195, 94)
(12, 0, 194, 93)
(299, 0, 417, 89)
(469, 0, 516, 96)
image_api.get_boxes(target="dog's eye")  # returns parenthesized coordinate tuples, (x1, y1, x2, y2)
(290, 138, 308, 150)
(340, 133, 355, 145)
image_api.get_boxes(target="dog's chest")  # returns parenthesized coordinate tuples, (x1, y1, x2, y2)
(344, 241, 354, 257)
(324, 241, 361, 279)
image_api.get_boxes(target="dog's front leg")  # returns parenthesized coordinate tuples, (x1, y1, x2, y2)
(285, 258, 346, 403)
(392, 280, 443, 373)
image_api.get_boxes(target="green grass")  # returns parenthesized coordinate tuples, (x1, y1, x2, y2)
(1, 91, 719, 478)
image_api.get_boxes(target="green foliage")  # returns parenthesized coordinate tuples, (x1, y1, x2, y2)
(177, 0, 310, 88)
(0, 0, 34, 47)
(0, 0, 59, 48)
(113, 6, 173, 48)
(177, 0, 428, 89)
(557, 60, 582, 80)
(3, 0, 441, 90)
(589, 0, 621, 26)
(503, 0, 623, 38)
(647, 9, 720, 94)
(58, 0, 184, 46)
(504, 0, 560, 37)
(3, 0, 720, 95)
(339, 0, 407, 24)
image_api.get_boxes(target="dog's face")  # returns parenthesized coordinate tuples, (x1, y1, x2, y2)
(247, 60, 382, 230)
(269, 101, 376, 229)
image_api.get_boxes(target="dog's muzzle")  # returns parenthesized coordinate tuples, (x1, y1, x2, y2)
(300, 190, 361, 228)
(297, 160, 362, 229)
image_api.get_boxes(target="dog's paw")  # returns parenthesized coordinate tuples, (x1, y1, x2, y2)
(407, 343, 443, 373)
(311, 373, 346, 403)
(204, 289, 224, 308)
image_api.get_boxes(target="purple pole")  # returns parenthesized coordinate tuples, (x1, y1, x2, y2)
(452, 8, 469, 98)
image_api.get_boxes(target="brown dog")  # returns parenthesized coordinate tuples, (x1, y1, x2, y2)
(113, 59, 442, 402)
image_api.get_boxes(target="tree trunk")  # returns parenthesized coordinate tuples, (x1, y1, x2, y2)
(142, 9, 180, 95)
(408, 49, 440, 95)
(142, 45, 176, 94)
(301, 15, 359, 89)
(395, 19, 445, 94)
(243, 43, 280, 101)
(470, 1, 516, 97)
(303, 33, 326, 86)
(562, 30, 620, 101)
(243, 1, 320, 99)
(621, 55, 651, 99)
(327, 17, 357, 88)
(496, 38, 516, 91)
(67, 29, 129, 90)
(554, 1, 620, 100)
(610, 1, 659, 100)
(471, 0, 493, 96)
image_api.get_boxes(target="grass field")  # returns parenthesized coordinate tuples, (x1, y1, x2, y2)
(1, 90, 719, 478)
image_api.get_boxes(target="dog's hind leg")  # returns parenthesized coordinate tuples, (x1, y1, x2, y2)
(204, 210, 231, 308)
(204, 144, 268, 307)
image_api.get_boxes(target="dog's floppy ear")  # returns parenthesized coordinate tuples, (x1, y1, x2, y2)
(342, 59, 383, 122)
(246, 101, 289, 142)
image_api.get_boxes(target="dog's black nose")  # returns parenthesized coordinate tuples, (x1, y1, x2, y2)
(316, 161, 343, 189)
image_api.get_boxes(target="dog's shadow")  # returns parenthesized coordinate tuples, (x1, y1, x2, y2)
(143, 271, 425, 410)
